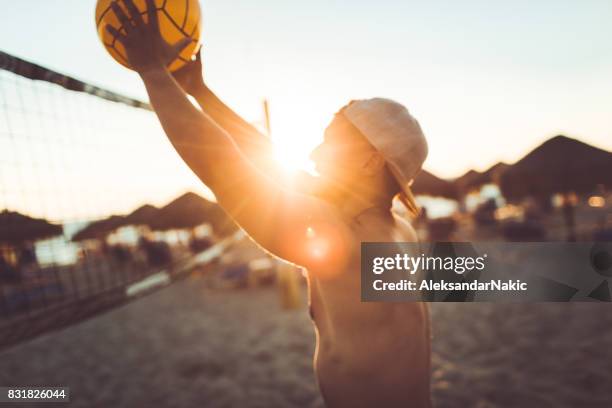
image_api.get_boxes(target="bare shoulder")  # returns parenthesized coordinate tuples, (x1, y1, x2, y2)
(351, 210, 417, 244)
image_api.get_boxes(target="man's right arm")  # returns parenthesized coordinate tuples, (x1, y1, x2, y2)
(190, 85, 277, 170)
(172, 53, 318, 193)
(192, 86, 320, 190)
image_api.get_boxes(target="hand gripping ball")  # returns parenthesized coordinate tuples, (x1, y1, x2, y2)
(95, 0, 201, 71)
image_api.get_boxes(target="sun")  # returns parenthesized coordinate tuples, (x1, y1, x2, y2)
(273, 143, 304, 171)
(264, 104, 325, 175)
(271, 138, 315, 174)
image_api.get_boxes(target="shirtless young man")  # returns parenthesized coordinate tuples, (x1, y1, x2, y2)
(107, 1, 431, 406)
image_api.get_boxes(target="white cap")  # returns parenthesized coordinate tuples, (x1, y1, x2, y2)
(342, 98, 428, 200)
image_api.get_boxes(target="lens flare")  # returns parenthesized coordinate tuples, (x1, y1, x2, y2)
(280, 220, 352, 279)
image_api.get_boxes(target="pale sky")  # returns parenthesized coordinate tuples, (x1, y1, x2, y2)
(1, 0, 612, 220)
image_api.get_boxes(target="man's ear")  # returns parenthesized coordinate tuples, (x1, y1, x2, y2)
(362, 151, 386, 176)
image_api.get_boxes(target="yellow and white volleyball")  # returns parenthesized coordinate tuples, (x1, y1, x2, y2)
(95, 0, 201, 72)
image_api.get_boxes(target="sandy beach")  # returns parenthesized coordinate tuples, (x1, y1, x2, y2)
(1, 271, 612, 407)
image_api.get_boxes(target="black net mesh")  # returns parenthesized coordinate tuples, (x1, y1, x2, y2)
(0, 51, 228, 350)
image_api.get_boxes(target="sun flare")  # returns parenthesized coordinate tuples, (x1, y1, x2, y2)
(271, 139, 315, 173)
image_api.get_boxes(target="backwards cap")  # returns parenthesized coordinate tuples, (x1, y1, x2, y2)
(342, 98, 428, 215)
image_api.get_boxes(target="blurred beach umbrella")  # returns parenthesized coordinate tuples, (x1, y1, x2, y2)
(499, 135, 612, 203)
(0, 210, 63, 244)
(72, 205, 160, 242)
(72, 193, 238, 242)
(454, 162, 509, 193)
(412, 170, 459, 200)
(123, 204, 159, 225)
(147, 192, 237, 235)
(72, 215, 125, 241)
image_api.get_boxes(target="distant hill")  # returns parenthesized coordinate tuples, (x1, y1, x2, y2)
(415, 135, 611, 201)
(454, 162, 509, 193)
(72, 215, 125, 241)
(0, 210, 63, 244)
(74, 193, 237, 241)
(124, 204, 159, 226)
(148, 192, 236, 235)
(499, 135, 612, 201)
(412, 170, 458, 199)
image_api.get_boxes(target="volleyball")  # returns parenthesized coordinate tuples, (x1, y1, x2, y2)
(95, 0, 201, 72)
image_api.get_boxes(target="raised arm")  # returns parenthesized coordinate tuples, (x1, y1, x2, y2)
(172, 50, 318, 193)
(172, 51, 272, 160)
(106, 0, 351, 270)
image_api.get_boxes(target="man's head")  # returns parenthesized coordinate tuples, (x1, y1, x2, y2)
(310, 111, 385, 191)
(309, 98, 428, 215)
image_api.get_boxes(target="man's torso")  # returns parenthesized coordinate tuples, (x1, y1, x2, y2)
(307, 210, 431, 407)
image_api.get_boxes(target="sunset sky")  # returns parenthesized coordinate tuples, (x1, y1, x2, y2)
(1, 0, 612, 221)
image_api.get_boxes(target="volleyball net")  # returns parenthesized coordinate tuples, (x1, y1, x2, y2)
(0, 50, 236, 350)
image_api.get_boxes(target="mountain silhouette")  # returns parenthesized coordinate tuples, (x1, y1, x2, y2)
(413, 135, 611, 200)
(499, 135, 612, 202)
(74, 193, 237, 241)
(148, 192, 236, 234)
(412, 170, 459, 199)
(454, 162, 509, 193)
(124, 204, 159, 226)
(0, 210, 63, 244)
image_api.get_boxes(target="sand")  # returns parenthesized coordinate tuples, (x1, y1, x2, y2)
(1, 274, 612, 407)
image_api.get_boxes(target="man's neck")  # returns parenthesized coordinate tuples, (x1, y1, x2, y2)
(338, 183, 392, 220)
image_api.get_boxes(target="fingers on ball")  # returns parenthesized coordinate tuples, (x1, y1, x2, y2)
(110, 1, 133, 33)
(123, 0, 144, 27)
(105, 24, 125, 42)
(145, 0, 159, 29)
